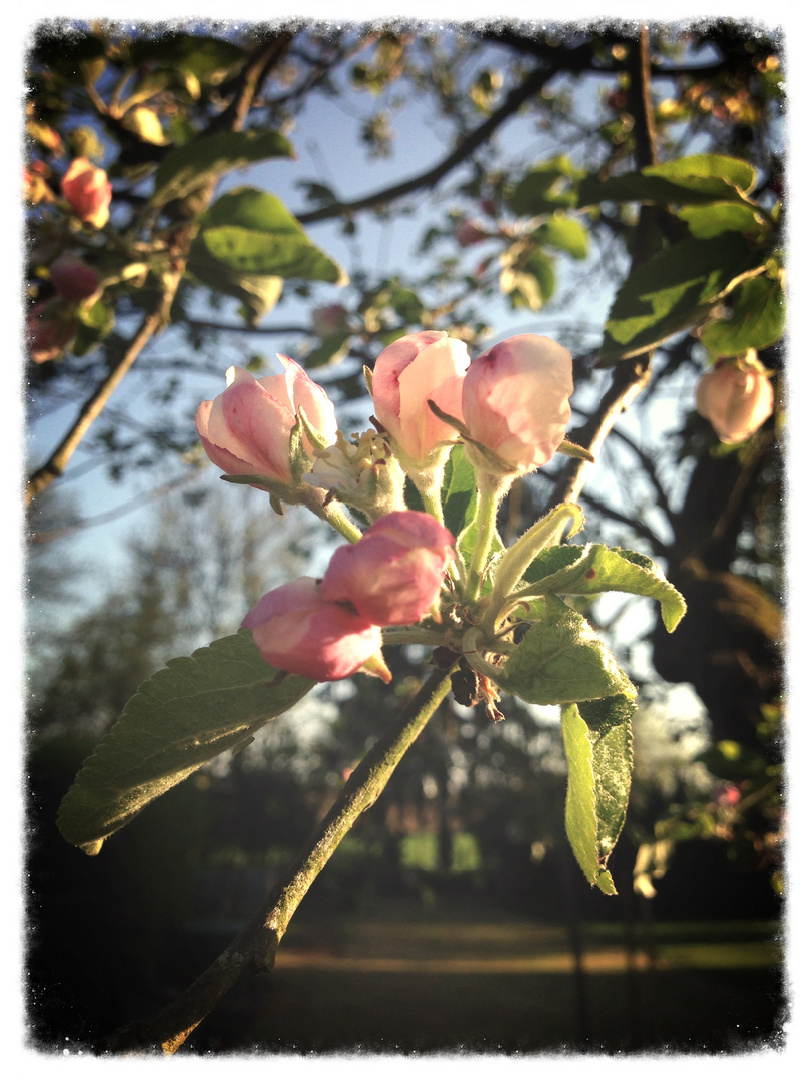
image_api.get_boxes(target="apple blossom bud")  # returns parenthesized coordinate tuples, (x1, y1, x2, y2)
(50, 252, 100, 302)
(696, 352, 774, 444)
(372, 330, 469, 467)
(455, 219, 489, 247)
(195, 359, 337, 487)
(27, 302, 75, 363)
(61, 157, 112, 229)
(243, 577, 387, 682)
(322, 510, 455, 626)
(462, 334, 573, 474)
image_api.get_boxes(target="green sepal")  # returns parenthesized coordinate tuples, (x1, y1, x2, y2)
(556, 438, 595, 463)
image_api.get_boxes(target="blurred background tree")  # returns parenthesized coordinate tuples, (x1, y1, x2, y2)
(23, 19, 785, 1053)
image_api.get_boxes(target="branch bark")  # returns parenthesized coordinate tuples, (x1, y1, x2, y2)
(296, 61, 556, 225)
(545, 26, 659, 516)
(104, 667, 454, 1055)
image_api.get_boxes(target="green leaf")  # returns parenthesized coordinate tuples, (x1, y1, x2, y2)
(57, 631, 314, 855)
(578, 154, 756, 210)
(150, 130, 294, 207)
(677, 202, 770, 241)
(194, 188, 346, 284)
(522, 544, 686, 632)
(601, 234, 764, 362)
(128, 34, 246, 83)
(648, 154, 756, 195)
(441, 444, 478, 539)
(186, 249, 283, 325)
(561, 698, 635, 892)
(500, 595, 637, 705)
(507, 157, 582, 216)
(532, 216, 589, 259)
(700, 275, 786, 356)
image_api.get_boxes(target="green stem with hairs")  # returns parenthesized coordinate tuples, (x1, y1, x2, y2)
(463, 472, 508, 605)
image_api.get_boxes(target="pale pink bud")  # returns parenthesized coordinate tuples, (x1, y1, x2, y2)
(322, 510, 455, 626)
(61, 157, 112, 228)
(311, 303, 348, 336)
(455, 219, 489, 247)
(242, 577, 385, 682)
(27, 302, 75, 363)
(50, 252, 99, 302)
(696, 354, 774, 444)
(195, 359, 338, 485)
(372, 331, 469, 464)
(462, 335, 573, 472)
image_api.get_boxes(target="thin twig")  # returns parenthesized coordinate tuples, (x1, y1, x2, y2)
(296, 63, 555, 225)
(104, 667, 454, 1055)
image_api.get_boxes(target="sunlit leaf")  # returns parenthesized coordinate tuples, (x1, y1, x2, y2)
(500, 595, 637, 704)
(150, 130, 293, 207)
(700, 275, 786, 355)
(600, 234, 765, 362)
(522, 544, 686, 632)
(562, 697, 634, 892)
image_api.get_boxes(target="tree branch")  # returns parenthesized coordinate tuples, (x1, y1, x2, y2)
(296, 62, 556, 225)
(545, 26, 659, 516)
(104, 667, 454, 1055)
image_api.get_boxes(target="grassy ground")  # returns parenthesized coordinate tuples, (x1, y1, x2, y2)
(179, 896, 785, 1055)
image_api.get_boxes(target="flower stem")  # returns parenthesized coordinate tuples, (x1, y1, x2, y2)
(319, 499, 363, 543)
(463, 472, 507, 605)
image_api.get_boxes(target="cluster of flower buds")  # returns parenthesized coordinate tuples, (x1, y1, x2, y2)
(196, 327, 575, 684)
(243, 511, 455, 682)
(696, 350, 774, 444)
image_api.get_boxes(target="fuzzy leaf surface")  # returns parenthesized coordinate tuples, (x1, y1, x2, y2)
(57, 631, 314, 855)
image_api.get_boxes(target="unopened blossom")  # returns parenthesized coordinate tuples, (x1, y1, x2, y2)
(27, 302, 75, 364)
(195, 360, 337, 486)
(455, 219, 489, 247)
(50, 252, 100, 302)
(322, 510, 455, 626)
(243, 577, 387, 683)
(462, 334, 573, 473)
(61, 157, 112, 229)
(372, 330, 469, 466)
(696, 352, 774, 444)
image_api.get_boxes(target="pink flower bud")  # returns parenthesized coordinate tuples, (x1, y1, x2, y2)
(49, 252, 100, 302)
(322, 510, 455, 626)
(27, 302, 75, 363)
(696, 353, 774, 444)
(455, 219, 489, 247)
(462, 334, 573, 472)
(243, 577, 385, 682)
(195, 359, 338, 486)
(372, 331, 469, 465)
(61, 157, 112, 229)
